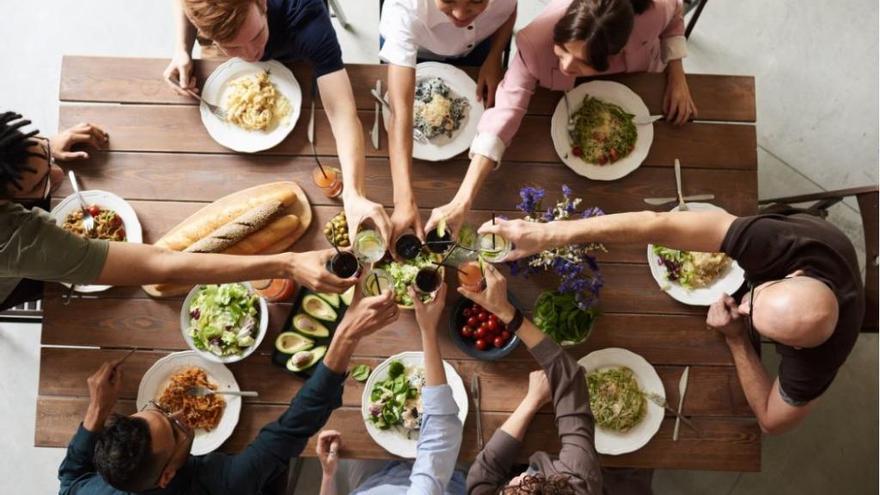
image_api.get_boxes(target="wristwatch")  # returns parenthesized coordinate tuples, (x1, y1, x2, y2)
(506, 308, 524, 334)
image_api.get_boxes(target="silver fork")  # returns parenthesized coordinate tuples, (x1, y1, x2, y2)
(186, 386, 259, 398)
(674, 159, 688, 211)
(562, 91, 575, 159)
(68, 171, 96, 236)
(166, 77, 227, 121)
(369, 88, 428, 144)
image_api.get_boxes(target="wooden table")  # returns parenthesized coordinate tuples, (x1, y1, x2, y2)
(36, 56, 760, 471)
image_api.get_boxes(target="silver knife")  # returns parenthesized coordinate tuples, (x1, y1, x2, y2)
(471, 375, 483, 450)
(634, 114, 663, 125)
(643, 194, 715, 206)
(371, 80, 381, 150)
(673, 366, 689, 441)
(643, 391, 699, 434)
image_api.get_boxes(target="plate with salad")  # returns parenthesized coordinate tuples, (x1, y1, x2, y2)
(646, 202, 745, 306)
(180, 282, 269, 363)
(362, 351, 468, 458)
(578, 348, 664, 455)
(375, 253, 444, 309)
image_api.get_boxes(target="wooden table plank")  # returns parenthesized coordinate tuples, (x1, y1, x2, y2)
(59, 104, 757, 168)
(50, 154, 759, 214)
(35, 397, 760, 471)
(60, 56, 756, 122)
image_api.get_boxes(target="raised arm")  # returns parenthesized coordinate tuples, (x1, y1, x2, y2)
(162, 0, 199, 95)
(386, 64, 424, 245)
(479, 210, 737, 262)
(318, 70, 393, 247)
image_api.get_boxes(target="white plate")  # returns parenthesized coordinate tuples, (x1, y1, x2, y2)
(647, 202, 745, 306)
(550, 80, 653, 181)
(578, 348, 664, 455)
(201, 58, 302, 153)
(382, 62, 484, 162)
(362, 351, 469, 458)
(180, 282, 269, 364)
(136, 351, 242, 456)
(49, 190, 143, 293)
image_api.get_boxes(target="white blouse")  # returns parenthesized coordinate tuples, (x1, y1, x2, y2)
(379, 0, 517, 68)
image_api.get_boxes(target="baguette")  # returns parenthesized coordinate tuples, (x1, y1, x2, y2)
(184, 201, 282, 253)
(224, 214, 300, 255)
(158, 187, 298, 251)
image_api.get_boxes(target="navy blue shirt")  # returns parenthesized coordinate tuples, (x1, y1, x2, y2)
(58, 363, 347, 495)
(262, 0, 344, 78)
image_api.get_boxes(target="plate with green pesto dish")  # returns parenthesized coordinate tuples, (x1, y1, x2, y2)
(550, 80, 653, 181)
(578, 348, 664, 455)
(270, 285, 357, 378)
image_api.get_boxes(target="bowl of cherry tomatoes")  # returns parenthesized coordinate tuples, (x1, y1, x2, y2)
(449, 296, 520, 361)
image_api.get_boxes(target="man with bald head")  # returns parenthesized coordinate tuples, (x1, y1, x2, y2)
(482, 208, 864, 435)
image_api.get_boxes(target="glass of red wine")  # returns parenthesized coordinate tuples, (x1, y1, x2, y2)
(325, 251, 362, 278)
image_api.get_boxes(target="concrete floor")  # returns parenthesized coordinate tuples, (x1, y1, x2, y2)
(0, 1, 877, 494)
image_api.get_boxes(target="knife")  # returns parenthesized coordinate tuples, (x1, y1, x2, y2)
(634, 114, 663, 125)
(642, 194, 715, 206)
(673, 366, 689, 441)
(371, 80, 381, 150)
(643, 391, 699, 434)
(471, 375, 484, 450)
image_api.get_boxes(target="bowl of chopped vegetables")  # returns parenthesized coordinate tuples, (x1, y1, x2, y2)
(375, 253, 444, 309)
(180, 282, 269, 363)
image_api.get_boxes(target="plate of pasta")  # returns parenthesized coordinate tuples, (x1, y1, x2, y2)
(137, 351, 242, 455)
(50, 189, 142, 293)
(201, 58, 302, 153)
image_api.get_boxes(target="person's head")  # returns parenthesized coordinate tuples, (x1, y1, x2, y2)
(183, 0, 269, 62)
(738, 270, 839, 348)
(0, 111, 63, 203)
(434, 0, 491, 28)
(502, 473, 575, 494)
(94, 403, 194, 491)
(552, 0, 653, 76)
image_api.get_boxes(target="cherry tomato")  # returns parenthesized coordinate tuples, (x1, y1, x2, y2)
(493, 336, 505, 348)
(478, 312, 489, 322)
(486, 320, 498, 332)
(475, 339, 488, 351)
(463, 308, 471, 318)
(572, 146, 583, 157)
(87, 205, 100, 217)
(475, 327, 487, 340)
(117, 228, 126, 239)
(488, 314, 498, 323)
(501, 331, 511, 341)
(461, 326, 474, 339)
(467, 316, 478, 328)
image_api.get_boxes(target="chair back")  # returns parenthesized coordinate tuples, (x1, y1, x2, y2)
(857, 190, 878, 331)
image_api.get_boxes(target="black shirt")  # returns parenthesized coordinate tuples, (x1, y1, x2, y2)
(721, 214, 864, 404)
(262, 0, 344, 78)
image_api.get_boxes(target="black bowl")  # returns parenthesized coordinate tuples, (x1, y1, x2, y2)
(448, 295, 520, 361)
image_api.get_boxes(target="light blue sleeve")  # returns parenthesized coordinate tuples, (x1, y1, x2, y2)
(407, 385, 463, 495)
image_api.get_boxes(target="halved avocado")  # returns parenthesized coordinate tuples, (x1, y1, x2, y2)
(302, 294, 338, 322)
(293, 313, 330, 338)
(286, 346, 327, 372)
(274, 331, 314, 354)
(340, 285, 355, 306)
(316, 292, 341, 308)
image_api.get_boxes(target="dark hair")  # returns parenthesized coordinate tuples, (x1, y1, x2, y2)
(0, 111, 41, 198)
(552, 0, 654, 72)
(501, 474, 575, 494)
(94, 415, 162, 492)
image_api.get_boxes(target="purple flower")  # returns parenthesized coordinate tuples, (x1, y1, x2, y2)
(581, 206, 605, 219)
(516, 186, 545, 214)
(542, 206, 555, 222)
(561, 184, 573, 197)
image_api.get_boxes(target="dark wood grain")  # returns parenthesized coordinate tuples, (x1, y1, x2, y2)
(60, 57, 756, 122)
(59, 104, 756, 168)
(34, 397, 759, 471)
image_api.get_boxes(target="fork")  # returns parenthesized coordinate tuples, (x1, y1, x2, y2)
(674, 159, 688, 211)
(68, 171, 96, 236)
(186, 386, 259, 398)
(562, 91, 575, 159)
(166, 77, 227, 121)
(369, 88, 428, 144)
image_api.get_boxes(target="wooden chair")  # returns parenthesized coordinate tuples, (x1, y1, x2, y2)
(684, 0, 709, 39)
(759, 185, 879, 332)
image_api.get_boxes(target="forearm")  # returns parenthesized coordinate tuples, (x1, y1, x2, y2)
(451, 154, 495, 209)
(487, 9, 516, 58)
(726, 336, 776, 428)
(388, 66, 416, 206)
(319, 71, 367, 199)
(499, 398, 540, 441)
(96, 242, 290, 286)
(82, 403, 111, 433)
(421, 331, 446, 387)
(319, 474, 338, 495)
(323, 325, 360, 374)
(495, 304, 546, 350)
(665, 58, 686, 80)
(173, 0, 197, 55)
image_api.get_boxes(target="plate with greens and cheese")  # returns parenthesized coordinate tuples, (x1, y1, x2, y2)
(362, 351, 468, 458)
(374, 253, 444, 309)
(551, 80, 653, 181)
(578, 348, 664, 455)
(180, 283, 268, 364)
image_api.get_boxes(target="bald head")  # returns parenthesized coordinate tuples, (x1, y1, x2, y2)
(745, 276, 838, 348)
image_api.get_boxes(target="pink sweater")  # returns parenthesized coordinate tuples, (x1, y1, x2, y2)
(470, 0, 686, 163)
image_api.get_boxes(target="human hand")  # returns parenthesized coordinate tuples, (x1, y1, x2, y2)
(477, 218, 551, 262)
(524, 370, 552, 409)
(316, 429, 342, 477)
(476, 55, 503, 108)
(336, 286, 399, 341)
(84, 360, 125, 431)
(457, 263, 515, 323)
(287, 250, 357, 293)
(163, 50, 198, 96)
(411, 282, 447, 337)
(425, 200, 469, 242)
(706, 294, 746, 341)
(390, 198, 424, 255)
(50, 123, 110, 161)
(663, 65, 697, 126)
(344, 194, 393, 252)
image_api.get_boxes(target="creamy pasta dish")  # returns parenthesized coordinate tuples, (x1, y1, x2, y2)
(224, 71, 291, 131)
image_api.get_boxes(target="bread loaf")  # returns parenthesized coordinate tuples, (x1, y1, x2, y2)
(224, 214, 300, 255)
(184, 200, 282, 253)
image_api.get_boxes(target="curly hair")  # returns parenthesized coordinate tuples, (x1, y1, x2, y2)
(501, 473, 576, 495)
(183, 0, 263, 43)
(94, 414, 162, 492)
(0, 111, 41, 198)
(552, 0, 655, 72)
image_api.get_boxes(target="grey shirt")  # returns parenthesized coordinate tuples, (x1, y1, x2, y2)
(0, 201, 109, 302)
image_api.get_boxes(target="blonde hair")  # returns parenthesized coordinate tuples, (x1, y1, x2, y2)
(183, 0, 262, 43)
